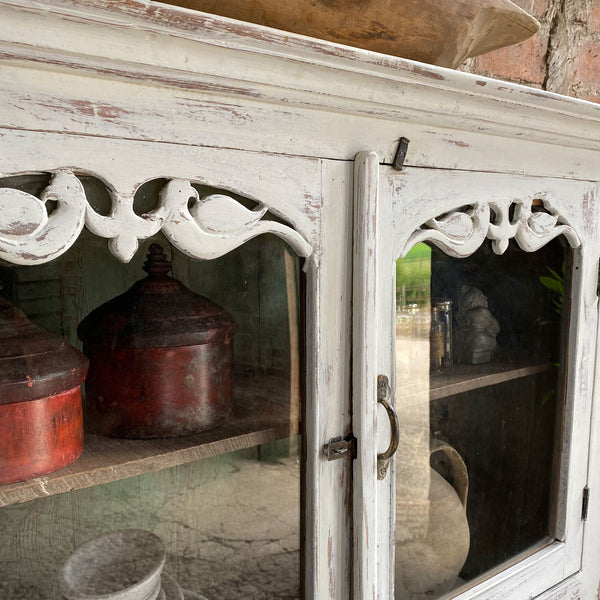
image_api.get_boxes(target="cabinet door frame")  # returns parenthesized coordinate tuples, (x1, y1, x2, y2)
(0, 129, 357, 599)
(353, 151, 599, 599)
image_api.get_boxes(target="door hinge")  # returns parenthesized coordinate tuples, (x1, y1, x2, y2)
(597, 260, 600, 297)
(324, 435, 357, 461)
(582, 486, 590, 521)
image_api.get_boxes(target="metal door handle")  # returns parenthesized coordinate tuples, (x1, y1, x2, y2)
(377, 374, 399, 480)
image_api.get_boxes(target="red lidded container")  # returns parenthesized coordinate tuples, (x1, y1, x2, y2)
(77, 244, 238, 439)
(0, 291, 88, 485)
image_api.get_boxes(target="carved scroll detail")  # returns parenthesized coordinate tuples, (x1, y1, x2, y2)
(0, 173, 313, 265)
(0, 172, 87, 265)
(143, 180, 313, 260)
(403, 197, 580, 258)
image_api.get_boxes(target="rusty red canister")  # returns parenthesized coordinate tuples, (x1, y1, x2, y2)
(0, 291, 88, 485)
(77, 244, 238, 439)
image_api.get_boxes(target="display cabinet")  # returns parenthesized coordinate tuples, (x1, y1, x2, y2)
(0, 1, 600, 599)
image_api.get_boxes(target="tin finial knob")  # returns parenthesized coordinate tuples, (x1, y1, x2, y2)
(143, 243, 172, 278)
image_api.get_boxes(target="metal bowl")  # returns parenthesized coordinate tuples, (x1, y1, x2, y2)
(61, 529, 166, 600)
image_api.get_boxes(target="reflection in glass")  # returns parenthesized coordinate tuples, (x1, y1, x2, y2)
(0, 234, 303, 600)
(394, 240, 568, 599)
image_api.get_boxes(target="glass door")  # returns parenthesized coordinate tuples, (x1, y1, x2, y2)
(0, 150, 354, 600)
(353, 153, 598, 600)
(0, 179, 305, 600)
(394, 239, 568, 598)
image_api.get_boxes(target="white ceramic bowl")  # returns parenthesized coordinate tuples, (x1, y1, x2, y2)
(61, 529, 166, 600)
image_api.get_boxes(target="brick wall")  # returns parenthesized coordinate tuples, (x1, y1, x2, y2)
(461, 0, 600, 103)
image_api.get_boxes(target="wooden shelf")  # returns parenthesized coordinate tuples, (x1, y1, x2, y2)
(0, 363, 550, 507)
(430, 362, 554, 401)
(0, 374, 298, 508)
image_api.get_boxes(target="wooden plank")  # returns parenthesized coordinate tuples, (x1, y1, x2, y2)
(0, 374, 299, 507)
(352, 150, 380, 600)
(430, 362, 554, 401)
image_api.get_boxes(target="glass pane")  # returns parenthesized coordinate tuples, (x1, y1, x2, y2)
(394, 238, 569, 599)
(0, 177, 303, 600)
(0, 446, 301, 599)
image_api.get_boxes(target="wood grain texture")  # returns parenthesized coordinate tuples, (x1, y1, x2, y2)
(0, 374, 298, 507)
(429, 362, 553, 401)
(352, 151, 380, 600)
(157, 0, 539, 68)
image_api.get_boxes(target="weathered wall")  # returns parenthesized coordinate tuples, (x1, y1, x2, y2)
(461, 0, 600, 103)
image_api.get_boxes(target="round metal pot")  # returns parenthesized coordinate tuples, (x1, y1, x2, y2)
(0, 291, 87, 484)
(77, 244, 237, 439)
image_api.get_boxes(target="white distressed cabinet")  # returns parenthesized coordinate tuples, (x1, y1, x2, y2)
(1, 1, 600, 599)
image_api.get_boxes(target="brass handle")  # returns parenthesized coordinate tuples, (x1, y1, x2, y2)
(377, 375, 399, 480)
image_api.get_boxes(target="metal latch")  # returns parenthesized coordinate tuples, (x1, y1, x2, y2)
(325, 435, 357, 461)
(392, 137, 410, 171)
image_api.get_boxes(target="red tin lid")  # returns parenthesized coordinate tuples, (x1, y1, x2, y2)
(77, 244, 238, 349)
(0, 291, 89, 404)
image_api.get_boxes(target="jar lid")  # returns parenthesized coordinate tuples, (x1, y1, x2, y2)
(77, 244, 238, 349)
(433, 298, 452, 309)
(0, 292, 88, 404)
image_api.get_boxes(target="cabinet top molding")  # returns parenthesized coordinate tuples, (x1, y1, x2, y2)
(1, 0, 600, 179)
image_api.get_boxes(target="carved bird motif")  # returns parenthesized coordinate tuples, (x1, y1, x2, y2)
(189, 193, 268, 234)
(404, 203, 490, 259)
(145, 179, 312, 260)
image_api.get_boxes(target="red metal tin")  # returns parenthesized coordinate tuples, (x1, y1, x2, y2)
(0, 387, 84, 485)
(77, 244, 238, 439)
(0, 292, 88, 485)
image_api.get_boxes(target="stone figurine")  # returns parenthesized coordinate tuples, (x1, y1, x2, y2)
(455, 285, 500, 364)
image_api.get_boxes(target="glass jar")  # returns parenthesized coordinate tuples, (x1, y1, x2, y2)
(430, 299, 453, 372)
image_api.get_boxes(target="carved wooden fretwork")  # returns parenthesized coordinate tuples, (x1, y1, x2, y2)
(402, 197, 581, 257)
(0, 171, 313, 265)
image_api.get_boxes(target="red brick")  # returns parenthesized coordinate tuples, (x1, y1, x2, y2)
(532, 0, 552, 17)
(571, 39, 600, 88)
(589, 1, 600, 32)
(579, 91, 600, 104)
(471, 33, 549, 85)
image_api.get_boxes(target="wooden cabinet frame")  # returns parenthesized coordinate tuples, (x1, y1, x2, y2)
(1, 1, 600, 598)
(354, 155, 599, 598)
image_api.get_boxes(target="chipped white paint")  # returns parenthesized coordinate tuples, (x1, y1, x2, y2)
(0, 173, 312, 264)
(0, 1, 599, 599)
(0, 172, 86, 265)
(373, 166, 600, 600)
(403, 196, 581, 258)
(84, 187, 162, 263)
(147, 179, 312, 260)
(353, 151, 380, 600)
